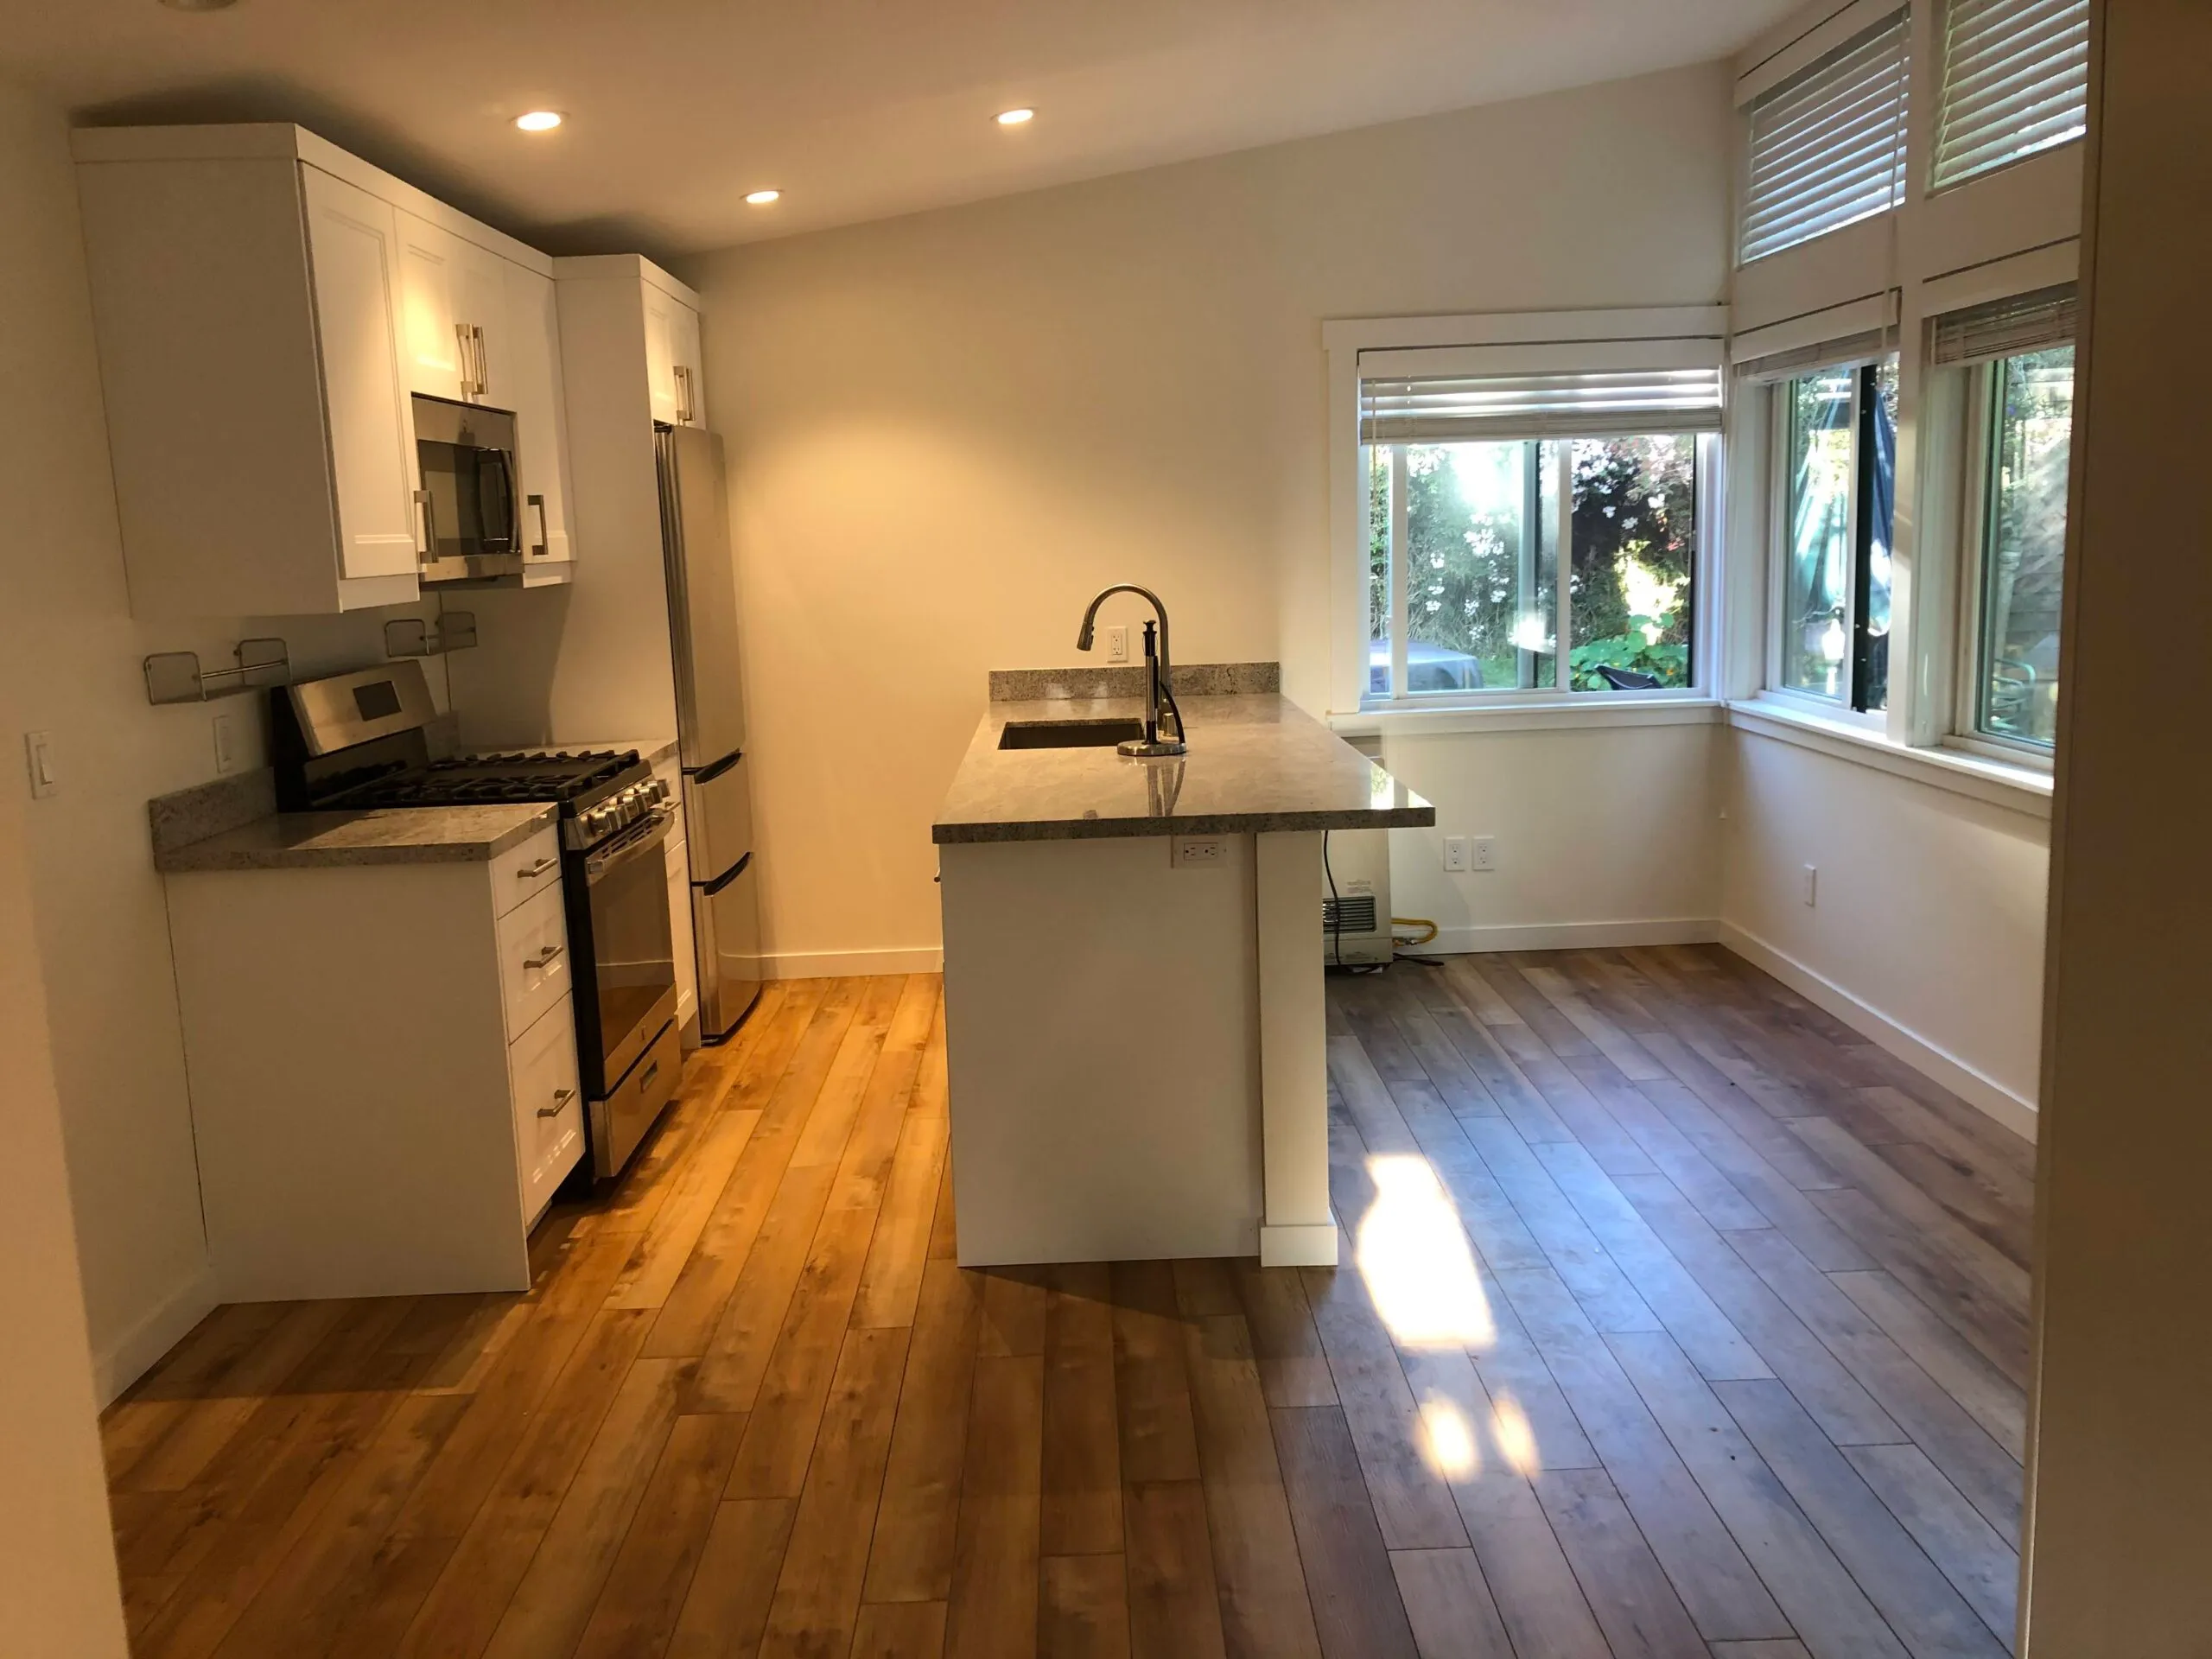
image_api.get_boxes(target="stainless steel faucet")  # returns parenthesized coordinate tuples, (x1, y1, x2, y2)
(1077, 583, 1186, 757)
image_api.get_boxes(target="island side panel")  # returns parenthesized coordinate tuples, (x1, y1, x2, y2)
(1255, 830, 1337, 1266)
(164, 861, 530, 1300)
(938, 834, 1262, 1265)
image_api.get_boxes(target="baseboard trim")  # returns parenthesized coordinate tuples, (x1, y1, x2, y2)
(1400, 918, 1721, 956)
(764, 944, 944, 980)
(94, 1262, 219, 1407)
(1719, 923, 2038, 1141)
(1260, 1222, 1340, 1268)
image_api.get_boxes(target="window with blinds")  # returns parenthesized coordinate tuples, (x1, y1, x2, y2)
(1357, 366, 1725, 443)
(1930, 284, 2077, 365)
(1739, 12, 1910, 266)
(1933, 0, 2090, 189)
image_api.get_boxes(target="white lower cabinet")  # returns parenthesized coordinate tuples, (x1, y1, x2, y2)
(163, 823, 594, 1301)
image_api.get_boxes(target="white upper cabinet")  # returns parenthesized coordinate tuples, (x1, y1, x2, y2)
(505, 263, 575, 572)
(299, 168, 421, 584)
(70, 124, 580, 618)
(644, 284, 707, 426)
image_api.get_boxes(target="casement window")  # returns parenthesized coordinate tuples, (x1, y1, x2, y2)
(1358, 357, 1721, 704)
(1761, 348, 1900, 714)
(1739, 10, 1910, 265)
(1938, 286, 2077, 750)
(1932, 0, 2090, 190)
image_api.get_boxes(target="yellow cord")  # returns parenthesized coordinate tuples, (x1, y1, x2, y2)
(1391, 917, 1439, 946)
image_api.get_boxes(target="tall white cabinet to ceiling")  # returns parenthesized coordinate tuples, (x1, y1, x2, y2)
(71, 124, 576, 616)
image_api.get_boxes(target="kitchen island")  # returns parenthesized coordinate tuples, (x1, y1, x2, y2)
(934, 669, 1433, 1268)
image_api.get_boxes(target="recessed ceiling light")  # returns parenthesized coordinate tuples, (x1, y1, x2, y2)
(995, 107, 1035, 127)
(513, 111, 563, 132)
(745, 189, 781, 206)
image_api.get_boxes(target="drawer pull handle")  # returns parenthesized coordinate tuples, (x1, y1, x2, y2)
(517, 855, 558, 880)
(538, 1087, 575, 1118)
(640, 1061, 660, 1090)
(526, 943, 565, 970)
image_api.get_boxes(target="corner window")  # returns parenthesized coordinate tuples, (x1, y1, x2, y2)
(1775, 357, 1897, 711)
(1933, 0, 2090, 191)
(1972, 345, 2075, 747)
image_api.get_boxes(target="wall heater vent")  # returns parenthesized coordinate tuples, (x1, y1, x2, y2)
(1322, 829, 1394, 966)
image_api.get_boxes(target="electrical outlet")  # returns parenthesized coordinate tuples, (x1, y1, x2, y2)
(1106, 624, 1130, 664)
(1471, 836, 1498, 871)
(213, 712, 238, 774)
(23, 731, 57, 799)
(1442, 836, 1471, 873)
(1173, 836, 1224, 868)
(1802, 863, 1819, 907)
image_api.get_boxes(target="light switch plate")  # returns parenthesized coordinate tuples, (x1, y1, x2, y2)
(24, 730, 57, 799)
(213, 712, 238, 774)
(1802, 863, 1819, 907)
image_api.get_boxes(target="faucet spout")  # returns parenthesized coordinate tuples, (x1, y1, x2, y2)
(1075, 583, 1186, 757)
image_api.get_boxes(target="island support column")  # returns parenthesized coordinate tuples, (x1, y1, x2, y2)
(1255, 830, 1338, 1267)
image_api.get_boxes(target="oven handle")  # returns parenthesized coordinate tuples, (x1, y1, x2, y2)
(584, 809, 675, 885)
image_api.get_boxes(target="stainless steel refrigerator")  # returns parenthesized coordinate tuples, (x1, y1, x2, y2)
(657, 423, 763, 1042)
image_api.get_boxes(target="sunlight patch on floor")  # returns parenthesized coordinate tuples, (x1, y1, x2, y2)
(1356, 1154, 1496, 1350)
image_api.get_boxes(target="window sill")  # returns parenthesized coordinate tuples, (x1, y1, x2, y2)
(1728, 697, 2053, 817)
(1332, 696, 1725, 738)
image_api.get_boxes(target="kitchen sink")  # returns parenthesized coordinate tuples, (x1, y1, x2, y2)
(998, 718, 1147, 751)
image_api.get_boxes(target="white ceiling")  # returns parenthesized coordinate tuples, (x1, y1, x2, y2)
(3, 0, 1789, 260)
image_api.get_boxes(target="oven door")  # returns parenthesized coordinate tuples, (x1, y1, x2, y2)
(581, 810, 679, 1098)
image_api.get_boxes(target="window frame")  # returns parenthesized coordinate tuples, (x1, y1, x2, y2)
(1324, 307, 1731, 721)
(1759, 354, 1897, 731)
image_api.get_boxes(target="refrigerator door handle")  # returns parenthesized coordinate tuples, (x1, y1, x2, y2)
(699, 850, 752, 898)
(690, 747, 743, 785)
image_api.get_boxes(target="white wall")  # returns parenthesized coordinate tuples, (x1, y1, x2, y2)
(0, 79, 449, 1397)
(683, 63, 1736, 974)
(1721, 733, 2049, 1127)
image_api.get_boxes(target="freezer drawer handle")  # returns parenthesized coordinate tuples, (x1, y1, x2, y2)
(539, 1087, 575, 1118)
(526, 943, 565, 970)
(690, 748, 743, 785)
(516, 855, 558, 880)
(700, 849, 753, 897)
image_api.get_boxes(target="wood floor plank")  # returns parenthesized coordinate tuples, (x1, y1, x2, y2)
(1535, 1464, 1711, 1659)
(1492, 1269, 1788, 1644)
(855, 1599, 951, 1659)
(1269, 1407, 1422, 1659)
(1042, 1262, 1123, 1557)
(758, 1325, 912, 1659)
(1841, 1442, 2018, 1650)
(852, 1108, 951, 1330)
(571, 1411, 748, 1659)
(1828, 1272, 2026, 1459)
(605, 1106, 763, 1312)
(866, 1259, 984, 1604)
(664, 1497, 797, 1659)
(1181, 1313, 1323, 1659)
(1111, 1262, 1202, 1487)
(943, 1354, 1044, 1659)
(1713, 1377, 2006, 1658)
(1123, 1479, 1229, 1659)
(1388, 1548, 1514, 1659)
(117, 1303, 349, 1495)
(1040, 1554, 1130, 1659)
(686, 1159, 839, 1414)
(1232, 1263, 1338, 1409)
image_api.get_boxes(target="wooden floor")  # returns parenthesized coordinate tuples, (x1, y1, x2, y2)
(100, 947, 2035, 1659)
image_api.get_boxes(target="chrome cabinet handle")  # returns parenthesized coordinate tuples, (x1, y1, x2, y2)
(516, 855, 558, 879)
(414, 488, 435, 561)
(672, 364, 693, 424)
(528, 493, 549, 557)
(454, 321, 474, 395)
(526, 942, 565, 970)
(538, 1086, 575, 1118)
(472, 324, 488, 396)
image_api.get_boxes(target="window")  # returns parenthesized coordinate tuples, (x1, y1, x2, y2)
(1972, 346, 2073, 746)
(1359, 362, 1719, 702)
(1740, 12, 1910, 265)
(1933, 0, 2090, 190)
(1774, 357, 1898, 712)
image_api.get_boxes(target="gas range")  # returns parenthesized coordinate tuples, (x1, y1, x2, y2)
(328, 747, 671, 850)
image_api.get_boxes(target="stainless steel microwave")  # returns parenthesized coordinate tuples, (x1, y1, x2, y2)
(413, 394, 521, 586)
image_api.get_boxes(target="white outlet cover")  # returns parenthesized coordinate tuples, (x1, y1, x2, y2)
(23, 730, 57, 799)
(1802, 863, 1819, 906)
(1471, 836, 1498, 871)
(1173, 836, 1224, 867)
(213, 712, 238, 774)
(1442, 835, 1471, 873)
(1106, 624, 1130, 664)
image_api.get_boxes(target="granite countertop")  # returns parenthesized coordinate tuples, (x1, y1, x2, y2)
(155, 802, 557, 873)
(933, 693, 1434, 844)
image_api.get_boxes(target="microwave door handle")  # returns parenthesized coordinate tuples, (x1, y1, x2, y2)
(480, 449, 518, 554)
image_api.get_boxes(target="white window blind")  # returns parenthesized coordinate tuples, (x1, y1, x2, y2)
(1357, 366, 1724, 443)
(1930, 283, 2077, 365)
(1740, 12, 1910, 266)
(1933, 0, 2089, 189)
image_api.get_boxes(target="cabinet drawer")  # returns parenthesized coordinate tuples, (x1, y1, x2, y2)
(496, 881, 571, 1040)
(490, 825, 562, 916)
(509, 995, 583, 1220)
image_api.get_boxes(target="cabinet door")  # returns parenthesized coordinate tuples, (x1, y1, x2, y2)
(504, 262, 574, 567)
(396, 211, 466, 400)
(454, 239, 512, 406)
(509, 996, 583, 1221)
(644, 287, 681, 424)
(300, 167, 421, 582)
(670, 301, 707, 427)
